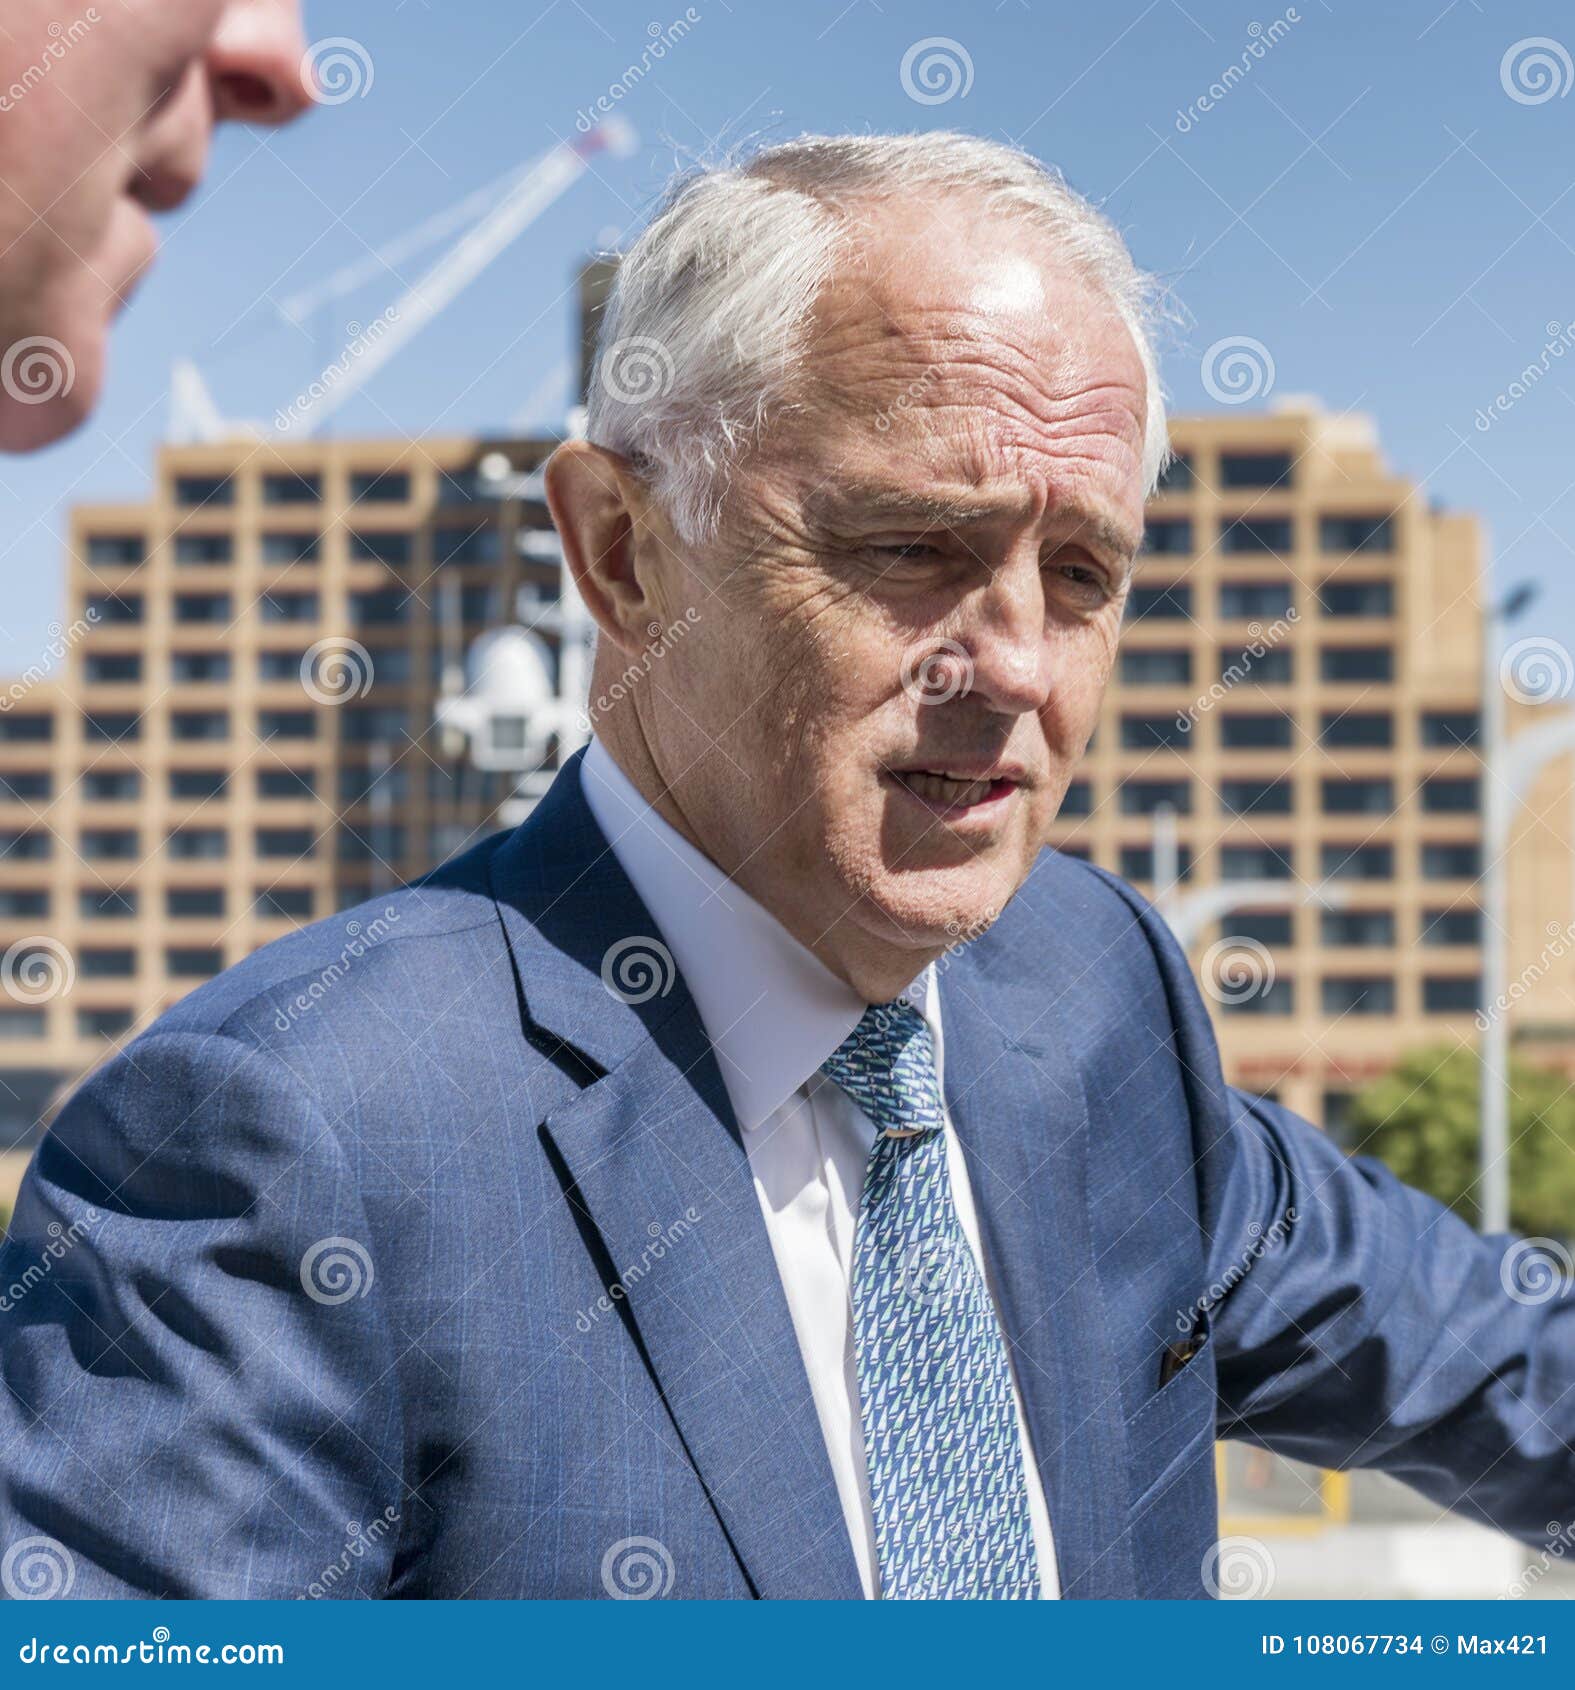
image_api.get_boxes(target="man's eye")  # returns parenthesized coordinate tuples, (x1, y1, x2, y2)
(866, 541, 944, 561)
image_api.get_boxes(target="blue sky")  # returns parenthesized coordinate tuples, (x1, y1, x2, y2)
(3, 0, 1573, 662)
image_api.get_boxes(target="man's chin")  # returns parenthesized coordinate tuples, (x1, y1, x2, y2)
(0, 338, 102, 451)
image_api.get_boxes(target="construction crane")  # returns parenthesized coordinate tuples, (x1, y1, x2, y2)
(168, 117, 636, 442)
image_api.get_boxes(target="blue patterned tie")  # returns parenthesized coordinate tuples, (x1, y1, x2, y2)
(820, 999, 1041, 1599)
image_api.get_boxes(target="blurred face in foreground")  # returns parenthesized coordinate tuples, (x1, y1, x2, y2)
(0, 0, 311, 450)
(550, 198, 1149, 1001)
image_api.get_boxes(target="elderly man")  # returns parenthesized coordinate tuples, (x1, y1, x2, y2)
(0, 0, 310, 452)
(0, 132, 1571, 1601)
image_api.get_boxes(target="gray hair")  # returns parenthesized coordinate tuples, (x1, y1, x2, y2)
(586, 131, 1169, 543)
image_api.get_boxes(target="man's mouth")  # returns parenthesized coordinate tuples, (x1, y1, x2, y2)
(882, 764, 1024, 819)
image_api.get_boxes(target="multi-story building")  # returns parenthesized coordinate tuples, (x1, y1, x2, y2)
(0, 401, 1569, 1198)
(1046, 399, 1575, 1129)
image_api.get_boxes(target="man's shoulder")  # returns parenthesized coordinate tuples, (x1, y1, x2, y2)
(989, 844, 1170, 965)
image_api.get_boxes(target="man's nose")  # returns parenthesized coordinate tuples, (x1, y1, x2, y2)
(207, 0, 315, 126)
(958, 559, 1054, 717)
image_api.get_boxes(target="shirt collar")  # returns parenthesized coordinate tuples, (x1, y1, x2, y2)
(578, 734, 941, 1132)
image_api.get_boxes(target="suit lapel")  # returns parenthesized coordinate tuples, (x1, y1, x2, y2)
(939, 942, 1136, 1599)
(488, 751, 862, 1599)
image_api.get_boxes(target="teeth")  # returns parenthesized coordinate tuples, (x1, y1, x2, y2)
(902, 770, 995, 806)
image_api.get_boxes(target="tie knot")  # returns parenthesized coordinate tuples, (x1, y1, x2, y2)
(819, 999, 944, 1139)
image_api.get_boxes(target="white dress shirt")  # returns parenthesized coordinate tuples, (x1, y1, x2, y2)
(579, 735, 1059, 1598)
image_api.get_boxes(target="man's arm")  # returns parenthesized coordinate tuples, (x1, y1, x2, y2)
(0, 1031, 404, 1598)
(1206, 1083, 1575, 1544)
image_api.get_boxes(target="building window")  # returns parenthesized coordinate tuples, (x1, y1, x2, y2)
(0, 830, 49, 860)
(262, 470, 321, 505)
(0, 1010, 47, 1039)
(261, 531, 320, 564)
(0, 713, 51, 743)
(1220, 712, 1293, 749)
(84, 652, 142, 684)
(1059, 779, 1091, 817)
(82, 711, 141, 743)
(1218, 645, 1292, 683)
(1420, 710, 1479, 749)
(1119, 779, 1192, 816)
(259, 591, 319, 623)
(350, 587, 410, 624)
(1220, 843, 1294, 881)
(85, 593, 143, 624)
(257, 710, 316, 740)
(80, 947, 136, 979)
(258, 650, 308, 682)
(81, 769, 139, 800)
(1320, 710, 1391, 748)
(1319, 579, 1393, 617)
(1219, 581, 1294, 619)
(174, 533, 233, 565)
(257, 768, 316, 798)
(255, 827, 317, 858)
(362, 647, 410, 684)
(0, 771, 50, 801)
(1219, 517, 1294, 554)
(1219, 451, 1292, 489)
(171, 651, 232, 683)
(340, 764, 410, 804)
(255, 886, 314, 918)
(1421, 776, 1479, 813)
(1321, 778, 1393, 815)
(1119, 648, 1192, 685)
(1220, 778, 1292, 816)
(338, 825, 406, 861)
(175, 592, 232, 624)
(1321, 645, 1393, 683)
(171, 710, 230, 741)
(460, 584, 493, 622)
(1322, 1090, 1357, 1146)
(1228, 909, 1293, 947)
(1118, 844, 1194, 882)
(434, 525, 502, 565)
(1141, 518, 1193, 555)
(1119, 714, 1192, 750)
(1156, 452, 1193, 491)
(78, 1008, 134, 1039)
(85, 534, 144, 566)
(1321, 975, 1395, 1015)
(79, 829, 136, 860)
(1219, 979, 1294, 1016)
(1320, 909, 1395, 947)
(348, 531, 413, 566)
(1422, 841, 1481, 880)
(166, 946, 224, 978)
(349, 470, 411, 503)
(1424, 975, 1481, 1014)
(1321, 843, 1393, 881)
(1422, 907, 1480, 946)
(1124, 582, 1192, 621)
(173, 475, 234, 508)
(168, 827, 227, 860)
(80, 889, 136, 919)
(0, 890, 49, 917)
(1320, 514, 1394, 553)
(169, 769, 228, 800)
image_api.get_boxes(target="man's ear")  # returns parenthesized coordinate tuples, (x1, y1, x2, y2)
(544, 441, 668, 658)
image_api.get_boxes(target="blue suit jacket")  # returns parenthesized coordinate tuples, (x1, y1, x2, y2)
(1, 748, 1571, 1599)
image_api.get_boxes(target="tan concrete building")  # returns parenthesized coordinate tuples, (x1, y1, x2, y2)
(0, 402, 1570, 1203)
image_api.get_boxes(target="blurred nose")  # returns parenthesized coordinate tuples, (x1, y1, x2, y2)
(956, 552, 1054, 717)
(207, 0, 314, 126)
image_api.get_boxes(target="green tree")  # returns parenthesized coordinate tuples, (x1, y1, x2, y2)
(1348, 1043, 1575, 1239)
